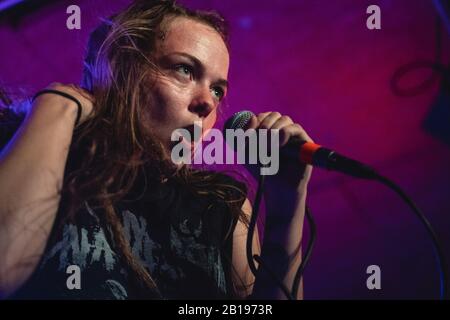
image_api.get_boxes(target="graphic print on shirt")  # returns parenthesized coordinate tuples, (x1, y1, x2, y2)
(37, 201, 228, 299)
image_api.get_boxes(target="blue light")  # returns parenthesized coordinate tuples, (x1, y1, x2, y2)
(0, 0, 27, 12)
(238, 16, 253, 30)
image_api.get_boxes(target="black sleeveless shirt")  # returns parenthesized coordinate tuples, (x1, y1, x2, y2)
(9, 172, 246, 300)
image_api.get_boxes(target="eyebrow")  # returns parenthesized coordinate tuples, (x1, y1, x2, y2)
(164, 52, 229, 89)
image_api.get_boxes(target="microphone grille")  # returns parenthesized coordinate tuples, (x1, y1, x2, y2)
(223, 110, 255, 131)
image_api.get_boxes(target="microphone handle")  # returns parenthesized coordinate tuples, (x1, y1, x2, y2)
(281, 138, 379, 180)
(313, 147, 379, 179)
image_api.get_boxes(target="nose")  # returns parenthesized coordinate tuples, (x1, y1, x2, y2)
(188, 86, 215, 119)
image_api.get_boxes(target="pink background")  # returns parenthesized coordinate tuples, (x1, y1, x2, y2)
(1, 0, 449, 299)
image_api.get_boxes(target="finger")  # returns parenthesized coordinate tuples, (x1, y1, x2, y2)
(47, 83, 77, 98)
(271, 115, 293, 130)
(279, 124, 313, 146)
(259, 112, 282, 130)
(256, 112, 272, 124)
(69, 85, 94, 102)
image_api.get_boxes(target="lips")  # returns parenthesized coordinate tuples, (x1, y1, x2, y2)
(181, 123, 202, 142)
(169, 123, 196, 152)
(168, 122, 205, 159)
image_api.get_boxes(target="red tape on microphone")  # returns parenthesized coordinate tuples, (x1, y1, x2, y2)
(300, 142, 321, 164)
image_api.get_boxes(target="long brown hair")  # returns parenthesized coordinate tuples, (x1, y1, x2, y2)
(62, 0, 249, 298)
(0, 0, 251, 299)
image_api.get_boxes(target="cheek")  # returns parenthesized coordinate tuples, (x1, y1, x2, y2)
(149, 80, 190, 121)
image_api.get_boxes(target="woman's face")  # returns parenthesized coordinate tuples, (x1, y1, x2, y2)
(145, 17, 230, 155)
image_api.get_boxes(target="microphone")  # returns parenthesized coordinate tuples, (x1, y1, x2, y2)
(223, 110, 379, 179)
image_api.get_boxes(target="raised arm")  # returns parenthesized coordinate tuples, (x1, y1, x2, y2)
(232, 194, 305, 300)
(232, 111, 313, 300)
(0, 84, 92, 297)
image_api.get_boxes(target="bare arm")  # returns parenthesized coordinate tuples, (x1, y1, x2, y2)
(232, 111, 314, 300)
(0, 84, 91, 297)
(250, 186, 307, 300)
(231, 198, 260, 298)
(232, 194, 305, 300)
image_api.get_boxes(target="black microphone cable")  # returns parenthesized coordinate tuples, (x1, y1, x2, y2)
(291, 204, 316, 299)
(374, 173, 448, 300)
(227, 111, 447, 299)
(245, 164, 448, 300)
(246, 169, 317, 300)
(246, 172, 294, 300)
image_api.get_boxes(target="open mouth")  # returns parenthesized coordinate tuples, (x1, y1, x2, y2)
(169, 123, 204, 156)
(182, 123, 203, 143)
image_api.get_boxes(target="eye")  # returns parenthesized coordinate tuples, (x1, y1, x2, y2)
(211, 87, 225, 100)
(174, 64, 193, 78)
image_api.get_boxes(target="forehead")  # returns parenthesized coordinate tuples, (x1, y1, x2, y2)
(156, 17, 230, 75)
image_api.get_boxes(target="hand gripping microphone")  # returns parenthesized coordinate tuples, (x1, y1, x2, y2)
(224, 110, 379, 179)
